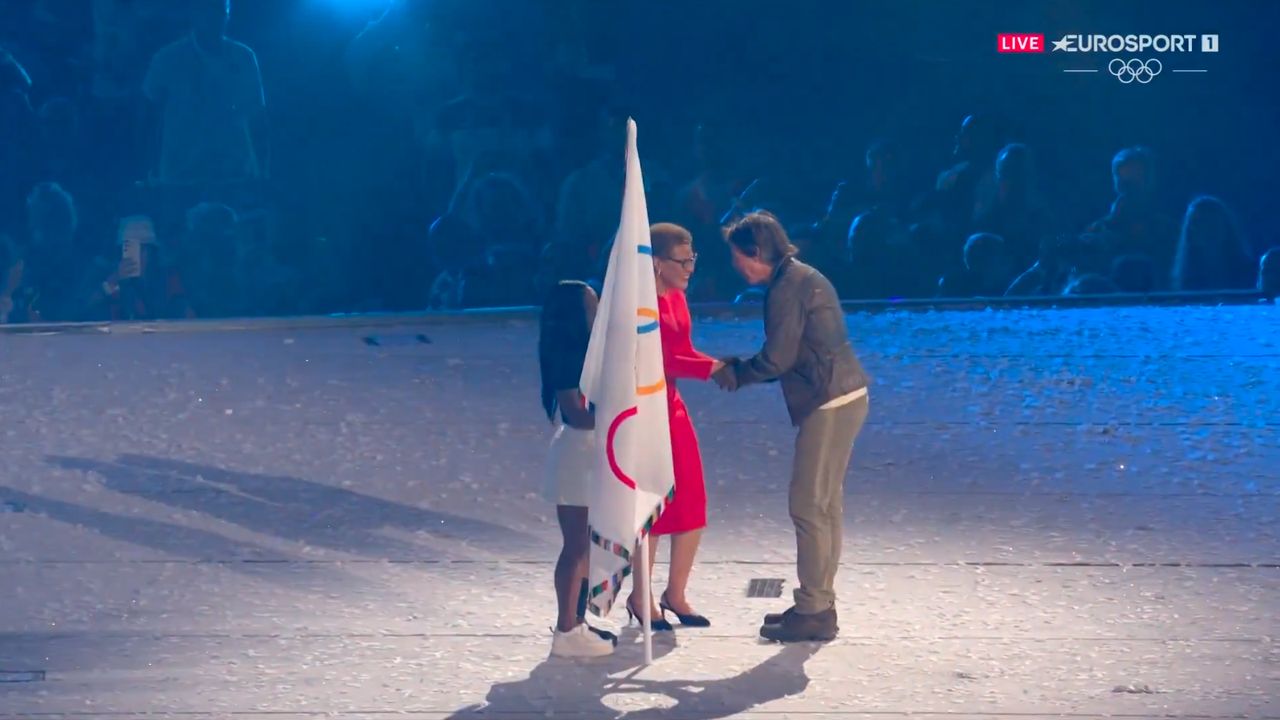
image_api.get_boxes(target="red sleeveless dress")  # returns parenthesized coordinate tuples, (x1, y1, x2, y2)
(651, 289, 715, 535)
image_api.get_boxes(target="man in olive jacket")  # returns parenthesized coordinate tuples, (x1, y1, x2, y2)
(713, 211, 870, 643)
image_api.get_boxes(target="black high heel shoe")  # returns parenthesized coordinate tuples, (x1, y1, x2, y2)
(659, 593, 711, 628)
(626, 601, 674, 632)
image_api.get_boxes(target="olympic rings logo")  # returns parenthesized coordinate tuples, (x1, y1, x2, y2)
(1108, 58, 1162, 84)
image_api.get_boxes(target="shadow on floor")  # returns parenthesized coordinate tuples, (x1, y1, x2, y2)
(446, 627, 819, 719)
(1, 482, 280, 563)
(48, 454, 541, 561)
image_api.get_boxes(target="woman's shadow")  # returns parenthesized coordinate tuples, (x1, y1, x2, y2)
(446, 629, 820, 719)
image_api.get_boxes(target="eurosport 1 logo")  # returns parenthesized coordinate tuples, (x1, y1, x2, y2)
(997, 33, 1217, 83)
(1050, 34, 1218, 53)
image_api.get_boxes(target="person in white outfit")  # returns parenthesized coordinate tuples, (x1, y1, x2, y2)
(539, 280, 615, 657)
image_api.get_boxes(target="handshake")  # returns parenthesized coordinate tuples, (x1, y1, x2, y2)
(711, 357, 741, 392)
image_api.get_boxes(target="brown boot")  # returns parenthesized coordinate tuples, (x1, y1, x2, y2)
(762, 606, 796, 625)
(759, 607, 838, 642)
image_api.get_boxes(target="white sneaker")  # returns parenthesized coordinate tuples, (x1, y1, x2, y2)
(550, 623, 615, 658)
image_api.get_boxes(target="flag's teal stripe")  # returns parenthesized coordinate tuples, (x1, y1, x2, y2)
(637, 245, 653, 255)
(637, 321, 659, 334)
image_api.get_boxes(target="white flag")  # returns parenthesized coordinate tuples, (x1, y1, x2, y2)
(579, 118, 675, 618)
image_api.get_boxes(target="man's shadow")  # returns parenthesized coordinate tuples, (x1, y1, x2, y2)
(47, 454, 539, 561)
(447, 630, 819, 719)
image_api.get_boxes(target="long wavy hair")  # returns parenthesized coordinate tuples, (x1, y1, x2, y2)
(1172, 195, 1254, 291)
(539, 280, 593, 422)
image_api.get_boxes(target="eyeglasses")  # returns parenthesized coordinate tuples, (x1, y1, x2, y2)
(664, 253, 698, 271)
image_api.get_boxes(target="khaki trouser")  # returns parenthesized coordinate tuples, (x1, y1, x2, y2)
(789, 394, 869, 615)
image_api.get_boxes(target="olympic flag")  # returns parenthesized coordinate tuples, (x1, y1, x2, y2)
(579, 118, 674, 662)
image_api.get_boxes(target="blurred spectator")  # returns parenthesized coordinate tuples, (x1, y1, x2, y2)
(459, 171, 542, 307)
(972, 143, 1055, 271)
(1007, 233, 1113, 297)
(142, 0, 268, 186)
(176, 201, 292, 317)
(817, 139, 914, 253)
(841, 208, 925, 299)
(675, 123, 747, 225)
(467, 170, 542, 249)
(27, 181, 80, 253)
(177, 202, 238, 315)
(1171, 195, 1256, 291)
(898, 220, 955, 293)
(864, 138, 912, 221)
(924, 113, 1002, 243)
(1086, 147, 1177, 286)
(88, 214, 192, 320)
(1112, 146, 1154, 198)
(938, 232, 1016, 297)
(427, 170, 542, 309)
(5, 182, 98, 323)
(1258, 247, 1279, 295)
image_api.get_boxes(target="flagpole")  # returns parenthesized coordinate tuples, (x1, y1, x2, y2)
(638, 536, 653, 665)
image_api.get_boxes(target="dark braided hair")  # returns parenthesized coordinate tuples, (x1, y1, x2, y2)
(539, 280, 593, 422)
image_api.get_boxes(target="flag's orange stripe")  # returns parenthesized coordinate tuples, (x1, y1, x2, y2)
(636, 378, 666, 396)
(636, 309, 665, 394)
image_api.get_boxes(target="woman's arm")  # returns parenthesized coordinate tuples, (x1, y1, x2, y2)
(662, 292, 718, 381)
(664, 340, 718, 381)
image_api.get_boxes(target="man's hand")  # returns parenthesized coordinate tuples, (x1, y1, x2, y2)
(712, 357, 739, 391)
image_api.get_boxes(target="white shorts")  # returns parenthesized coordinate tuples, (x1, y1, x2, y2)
(543, 424, 595, 507)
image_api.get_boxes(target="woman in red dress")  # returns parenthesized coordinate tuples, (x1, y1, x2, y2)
(627, 222, 722, 629)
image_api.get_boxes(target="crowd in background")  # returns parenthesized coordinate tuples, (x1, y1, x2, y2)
(1, 0, 1276, 325)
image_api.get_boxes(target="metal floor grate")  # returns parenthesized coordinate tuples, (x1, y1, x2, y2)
(746, 578, 785, 598)
(362, 334, 432, 347)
